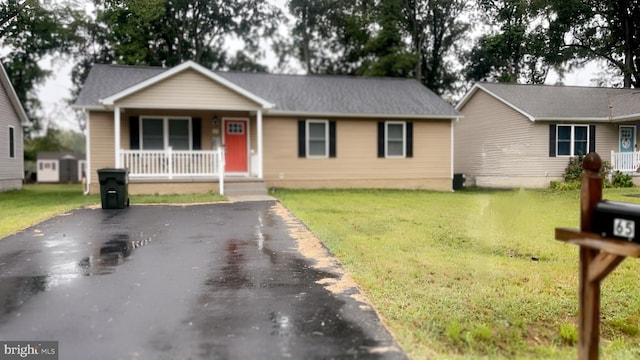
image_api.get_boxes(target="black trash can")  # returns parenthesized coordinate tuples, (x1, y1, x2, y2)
(453, 173, 465, 190)
(97, 168, 129, 209)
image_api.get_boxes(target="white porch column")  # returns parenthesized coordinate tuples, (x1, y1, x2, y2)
(257, 110, 264, 179)
(114, 106, 121, 168)
(84, 110, 91, 194)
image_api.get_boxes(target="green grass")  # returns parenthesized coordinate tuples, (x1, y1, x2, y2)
(0, 184, 225, 239)
(273, 188, 640, 359)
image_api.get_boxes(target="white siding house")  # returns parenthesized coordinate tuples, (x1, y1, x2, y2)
(0, 62, 29, 191)
(456, 83, 640, 188)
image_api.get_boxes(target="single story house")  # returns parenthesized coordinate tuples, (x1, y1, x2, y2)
(0, 62, 29, 191)
(455, 82, 640, 188)
(36, 152, 86, 183)
(72, 61, 460, 195)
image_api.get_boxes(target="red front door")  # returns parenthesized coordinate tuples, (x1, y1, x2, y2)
(224, 119, 248, 172)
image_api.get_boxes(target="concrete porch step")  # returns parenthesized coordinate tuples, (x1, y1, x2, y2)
(224, 181, 268, 196)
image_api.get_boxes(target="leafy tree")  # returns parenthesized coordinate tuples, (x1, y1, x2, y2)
(287, 0, 469, 95)
(359, 0, 418, 78)
(410, 0, 470, 94)
(287, 0, 373, 75)
(0, 0, 78, 135)
(70, 0, 281, 95)
(465, 0, 551, 84)
(24, 127, 84, 162)
(547, 0, 640, 88)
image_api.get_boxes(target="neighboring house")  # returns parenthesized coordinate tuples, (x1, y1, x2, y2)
(455, 82, 640, 188)
(0, 62, 29, 191)
(36, 152, 86, 183)
(72, 61, 460, 195)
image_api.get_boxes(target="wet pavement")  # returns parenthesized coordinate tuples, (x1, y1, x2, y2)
(0, 201, 405, 359)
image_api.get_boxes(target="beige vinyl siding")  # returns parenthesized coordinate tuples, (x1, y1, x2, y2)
(597, 123, 624, 155)
(0, 79, 23, 189)
(88, 111, 115, 186)
(455, 90, 549, 180)
(263, 117, 452, 190)
(115, 69, 261, 110)
(456, 90, 622, 188)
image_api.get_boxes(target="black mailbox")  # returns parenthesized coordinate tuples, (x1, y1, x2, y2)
(592, 200, 640, 243)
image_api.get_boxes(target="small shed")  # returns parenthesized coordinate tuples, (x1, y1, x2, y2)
(37, 152, 86, 183)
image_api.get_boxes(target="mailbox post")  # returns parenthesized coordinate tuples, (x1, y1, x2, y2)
(555, 152, 640, 360)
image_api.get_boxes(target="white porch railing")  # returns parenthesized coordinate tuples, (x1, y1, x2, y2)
(611, 151, 640, 172)
(120, 148, 224, 179)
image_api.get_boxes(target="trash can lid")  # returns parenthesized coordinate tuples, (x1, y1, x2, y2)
(97, 168, 128, 173)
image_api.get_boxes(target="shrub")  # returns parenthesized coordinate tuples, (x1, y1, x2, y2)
(563, 155, 585, 183)
(552, 155, 616, 190)
(612, 171, 634, 188)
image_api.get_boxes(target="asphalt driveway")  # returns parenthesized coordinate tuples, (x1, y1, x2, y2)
(0, 200, 405, 359)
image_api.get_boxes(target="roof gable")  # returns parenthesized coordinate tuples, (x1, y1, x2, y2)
(458, 82, 640, 122)
(0, 62, 29, 126)
(100, 61, 274, 109)
(114, 68, 265, 110)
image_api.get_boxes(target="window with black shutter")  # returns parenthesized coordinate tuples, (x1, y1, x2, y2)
(378, 121, 413, 158)
(298, 120, 337, 158)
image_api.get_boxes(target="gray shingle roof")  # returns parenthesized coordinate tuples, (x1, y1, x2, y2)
(74, 64, 167, 107)
(468, 82, 640, 120)
(217, 72, 459, 116)
(74, 63, 459, 117)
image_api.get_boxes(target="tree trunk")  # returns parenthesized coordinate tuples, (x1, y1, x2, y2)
(623, 15, 633, 88)
(301, 4, 312, 74)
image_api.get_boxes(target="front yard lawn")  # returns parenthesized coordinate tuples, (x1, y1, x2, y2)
(274, 188, 640, 359)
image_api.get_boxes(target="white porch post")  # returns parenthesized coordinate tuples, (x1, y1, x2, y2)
(114, 106, 121, 168)
(257, 110, 264, 179)
(84, 110, 91, 194)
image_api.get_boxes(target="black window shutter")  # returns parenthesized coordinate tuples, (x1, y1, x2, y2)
(589, 125, 596, 153)
(329, 121, 336, 158)
(377, 122, 385, 158)
(298, 120, 306, 158)
(549, 124, 556, 157)
(130, 116, 140, 150)
(192, 118, 202, 150)
(406, 122, 413, 158)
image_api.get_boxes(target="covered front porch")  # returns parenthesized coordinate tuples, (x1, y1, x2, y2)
(105, 108, 266, 196)
(610, 124, 640, 173)
(610, 151, 640, 173)
(79, 61, 276, 195)
(84, 106, 268, 195)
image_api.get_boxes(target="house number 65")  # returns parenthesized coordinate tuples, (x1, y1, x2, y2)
(613, 218, 635, 239)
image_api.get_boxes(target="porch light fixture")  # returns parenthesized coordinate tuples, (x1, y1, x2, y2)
(212, 115, 218, 126)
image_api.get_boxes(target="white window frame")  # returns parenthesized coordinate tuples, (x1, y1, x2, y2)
(385, 121, 406, 158)
(556, 124, 589, 157)
(140, 116, 192, 150)
(8, 125, 15, 159)
(306, 119, 329, 158)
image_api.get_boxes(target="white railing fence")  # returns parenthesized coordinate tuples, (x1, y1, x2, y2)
(610, 151, 640, 172)
(120, 148, 223, 179)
